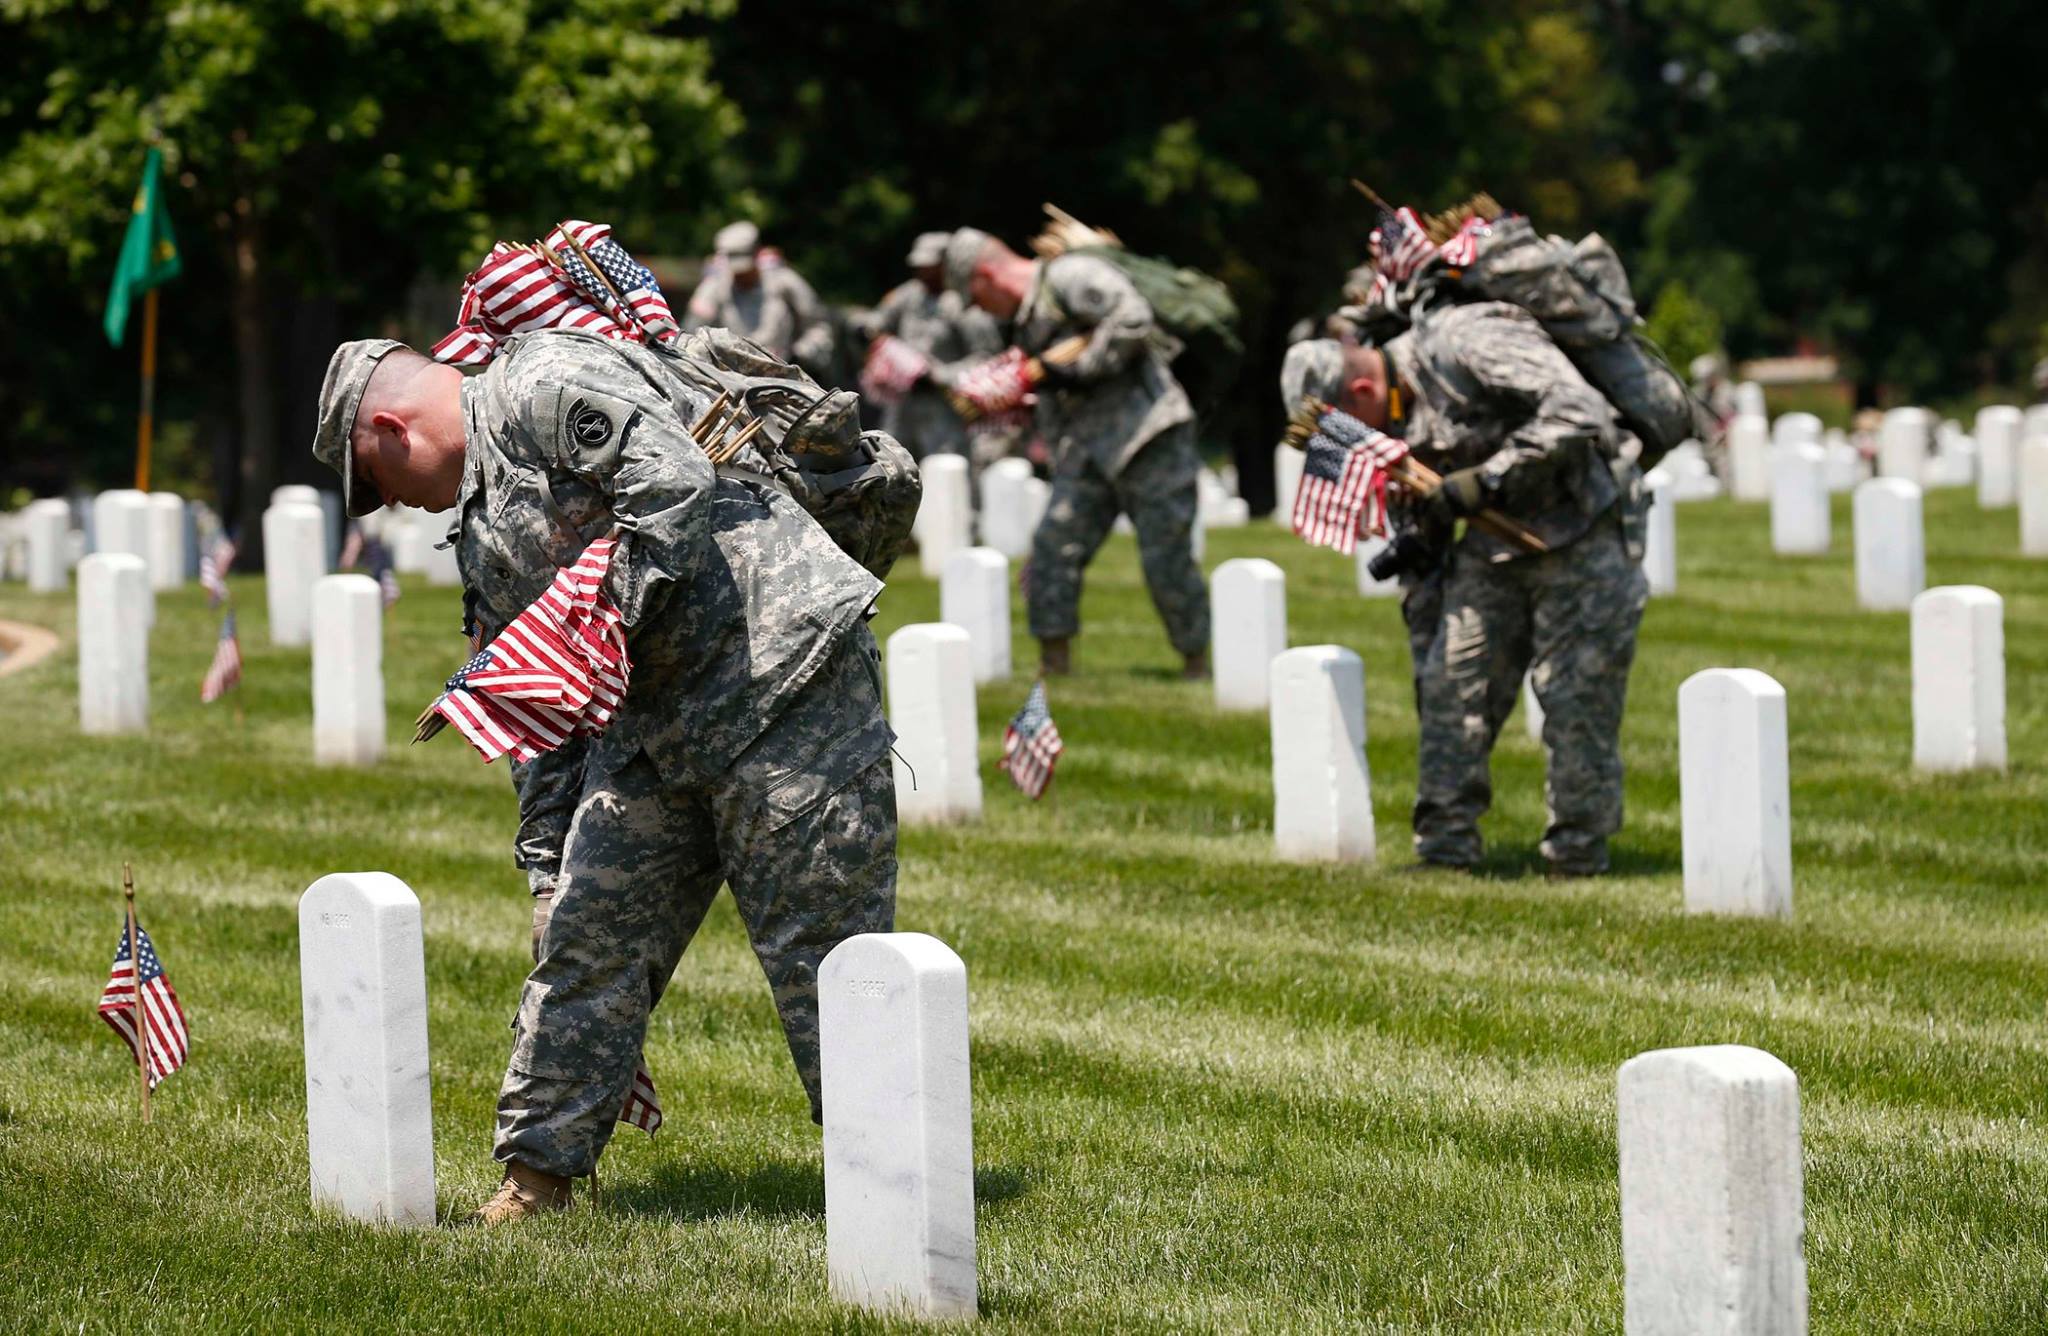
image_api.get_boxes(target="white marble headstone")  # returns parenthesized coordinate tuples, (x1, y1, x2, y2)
(977, 458, 1037, 559)
(1878, 406, 1931, 483)
(2022, 436, 2048, 558)
(940, 547, 1011, 685)
(93, 489, 155, 625)
(1618, 1045, 1806, 1336)
(1911, 586, 2005, 773)
(821, 932, 977, 1321)
(1273, 443, 1305, 523)
(77, 553, 149, 735)
(1734, 381, 1766, 419)
(264, 501, 329, 646)
(25, 498, 69, 593)
(145, 492, 187, 590)
(1853, 478, 1924, 610)
(313, 575, 386, 766)
(1642, 467, 1677, 596)
(298, 872, 435, 1227)
(1769, 443, 1829, 556)
(1679, 669, 1791, 918)
(419, 510, 461, 587)
(1821, 430, 1862, 494)
(887, 624, 981, 824)
(918, 454, 973, 580)
(271, 483, 321, 509)
(1270, 646, 1373, 863)
(1727, 414, 1771, 502)
(1974, 405, 2020, 509)
(1771, 412, 1821, 450)
(1211, 557, 1287, 711)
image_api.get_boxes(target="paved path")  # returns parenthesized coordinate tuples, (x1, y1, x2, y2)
(0, 618, 60, 679)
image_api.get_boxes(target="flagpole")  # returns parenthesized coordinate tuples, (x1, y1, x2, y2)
(134, 289, 159, 491)
(123, 862, 152, 1124)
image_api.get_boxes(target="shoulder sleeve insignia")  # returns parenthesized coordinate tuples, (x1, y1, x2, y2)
(566, 397, 614, 449)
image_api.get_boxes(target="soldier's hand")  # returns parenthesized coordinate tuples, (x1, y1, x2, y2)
(1032, 355, 1079, 388)
(1422, 466, 1488, 525)
(531, 891, 554, 963)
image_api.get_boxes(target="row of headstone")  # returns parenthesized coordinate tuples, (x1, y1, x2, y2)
(977, 458, 1048, 561)
(298, 872, 981, 1317)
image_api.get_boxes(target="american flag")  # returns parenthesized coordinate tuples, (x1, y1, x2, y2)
(1291, 407, 1411, 553)
(1000, 681, 1064, 800)
(199, 534, 236, 606)
(200, 610, 243, 703)
(952, 347, 1038, 420)
(1437, 215, 1490, 268)
(433, 220, 678, 368)
(97, 920, 189, 1089)
(860, 334, 932, 405)
(621, 1061, 662, 1135)
(423, 538, 629, 764)
(1372, 205, 1439, 284)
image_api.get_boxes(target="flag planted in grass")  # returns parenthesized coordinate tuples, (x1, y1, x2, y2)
(200, 610, 242, 703)
(1001, 681, 1065, 800)
(97, 921, 188, 1089)
(621, 1062, 662, 1135)
(199, 534, 236, 606)
(416, 538, 629, 763)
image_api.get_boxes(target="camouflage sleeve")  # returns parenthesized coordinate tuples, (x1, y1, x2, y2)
(509, 741, 589, 896)
(866, 283, 909, 339)
(958, 304, 1008, 358)
(1046, 254, 1154, 383)
(514, 344, 716, 637)
(783, 269, 836, 370)
(1456, 309, 1617, 496)
(682, 273, 721, 332)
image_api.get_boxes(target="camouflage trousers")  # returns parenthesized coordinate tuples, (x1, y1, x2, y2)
(1027, 422, 1209, 656)
(1413, 515, 1647, 873)
(496, 629, 899, 1178)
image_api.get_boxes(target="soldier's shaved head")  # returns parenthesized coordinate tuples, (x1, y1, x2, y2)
(349, 347, 467, 512)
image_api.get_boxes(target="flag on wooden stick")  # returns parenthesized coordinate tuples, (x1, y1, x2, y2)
(97, 918, 188, 1090)
(1001, 681, 1065, 800)
(199, 610, 242, 703)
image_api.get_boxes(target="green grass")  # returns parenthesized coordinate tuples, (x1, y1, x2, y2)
(3, 488, 2046, 1332)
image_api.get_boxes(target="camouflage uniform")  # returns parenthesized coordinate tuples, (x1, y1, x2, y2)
(1014, 253, 1209, 656)
(866, 278, 1005, 461)
(684, 262, 836, 377)
(457, 328, 898, 1177)
(1389, 301, 1648, 873)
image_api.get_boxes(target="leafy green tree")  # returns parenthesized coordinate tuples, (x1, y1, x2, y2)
(1643, 277, 1722, 374)
(0, 0, 741, 544)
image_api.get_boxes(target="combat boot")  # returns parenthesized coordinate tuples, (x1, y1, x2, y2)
(1039, 637, 1072, 676)
(1181, 648, 1210, 681)
(469, 1160, 573, 1225)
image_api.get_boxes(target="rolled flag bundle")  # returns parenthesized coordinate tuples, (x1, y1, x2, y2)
(860, 333, 932, 405)
(1282, 398, 1548, 554)
(414, 537, 631, 763)
(947, 335, 1090, 423)
(432, 220, 678, 368)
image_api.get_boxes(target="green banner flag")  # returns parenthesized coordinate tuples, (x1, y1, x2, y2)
(104, 147, 182, 348)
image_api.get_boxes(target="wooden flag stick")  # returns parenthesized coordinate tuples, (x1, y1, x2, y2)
(134, 288, 159, 492)
(124, 863, 151, 1124)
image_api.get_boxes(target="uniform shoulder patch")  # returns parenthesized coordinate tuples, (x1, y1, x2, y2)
(566, 397, 614, 449)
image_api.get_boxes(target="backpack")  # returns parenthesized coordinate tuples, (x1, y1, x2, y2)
(1063, 245, 1244, 417)
(650, 328, 922, 580)
(1452, 217, 1705, 467)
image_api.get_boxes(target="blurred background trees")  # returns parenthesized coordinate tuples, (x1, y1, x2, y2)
(4, 0, 2045, 515)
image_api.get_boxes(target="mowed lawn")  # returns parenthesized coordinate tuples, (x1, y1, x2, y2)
(2, 486, 2045, 1332)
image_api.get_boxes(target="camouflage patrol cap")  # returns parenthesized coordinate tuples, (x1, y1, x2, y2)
(312, 338, 404, 517)
(942, 227, 995, 296)
(1280, 338, 1345, 411)
(907, 231, 951, 268)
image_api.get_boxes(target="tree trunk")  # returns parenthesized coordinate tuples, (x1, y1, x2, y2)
(230, 201, 276, 565)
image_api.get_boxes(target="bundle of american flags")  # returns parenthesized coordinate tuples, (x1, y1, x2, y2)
(1001, 681, 1065, 800)
(432, 220, 679, 369)
(97, 918, 188, 1090)
(859, 333, 931, 405)
(1291, 407, 1410, 553)
(200, 610, 243, 703)
(948, 346, 1038, 421)
(415, 538, 629, 763)
(1353, 183, 1506, 307)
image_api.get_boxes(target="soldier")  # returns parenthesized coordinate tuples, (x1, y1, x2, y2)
(1292, 308, 1646, 876)
(684, 221, 837, 379)
(945, 227, 1209, 678)
(860, 231, 1006, 462)
(311, 328, 898, 1223)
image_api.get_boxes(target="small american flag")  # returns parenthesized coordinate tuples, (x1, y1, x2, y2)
(433, 221, 677, 368)
(860, 334, 932, 404)
(199, 534, 236, 606)
(1437, 215, 1490, 268)
(953, 348, 1038, 420)
(1001, 681, 1064, 800)
(200, 610, 243, 703)
(1291, 407, 1410, 553)
(423, 538, 629, 764)
(621, 1061, 662, 1135)
(97, 920, 189, 1089)
(1372, 204, 1438, 284)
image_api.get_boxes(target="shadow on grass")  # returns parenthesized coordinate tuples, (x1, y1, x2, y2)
(1417, 842, 1682, 880)
(604, 1158, 1032, 1221)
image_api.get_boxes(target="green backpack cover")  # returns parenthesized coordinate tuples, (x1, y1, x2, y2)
(1067, 245, 1244, 414)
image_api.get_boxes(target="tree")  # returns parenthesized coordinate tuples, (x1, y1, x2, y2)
(0, 0, 742, 546)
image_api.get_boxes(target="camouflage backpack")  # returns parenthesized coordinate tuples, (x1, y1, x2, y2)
(1061, 245, 1244, 415)
(652, 328, 922, 579)
(1453, 217, 1706, 466)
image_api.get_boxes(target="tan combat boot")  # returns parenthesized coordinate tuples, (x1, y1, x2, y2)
(1181, 648, 1210, 681)
(470, 1160, 573, 1225)
(1039, 637, 1072, 676)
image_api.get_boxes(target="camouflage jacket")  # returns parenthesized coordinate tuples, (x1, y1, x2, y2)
(869, 279, 1006, 446)
(453, 330, 885, 889)
(1387, 301, 1641, 561)
(683, 264, 833, 370)
(1012, 254, 1192, 477)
